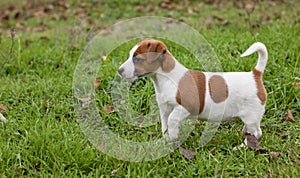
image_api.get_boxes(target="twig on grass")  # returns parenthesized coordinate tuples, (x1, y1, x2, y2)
(10, 27, 16, 55)
(0, 31, 2, 44)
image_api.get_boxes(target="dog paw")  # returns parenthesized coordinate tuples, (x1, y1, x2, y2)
(164, 132, 178, 142)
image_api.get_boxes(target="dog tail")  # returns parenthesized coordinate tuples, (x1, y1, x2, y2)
(241, 42, 268, 72)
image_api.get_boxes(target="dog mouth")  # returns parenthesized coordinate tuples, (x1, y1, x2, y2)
(121, 73, 150, 83)
(135, 72, 152, 78)
(119, 70, 152, 83)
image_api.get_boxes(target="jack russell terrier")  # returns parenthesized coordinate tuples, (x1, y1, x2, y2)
(118, 38, 268, 148)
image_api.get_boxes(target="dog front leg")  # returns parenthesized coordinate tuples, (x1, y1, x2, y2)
(166, 105, 190, 141)
(159, 103, 173, 135)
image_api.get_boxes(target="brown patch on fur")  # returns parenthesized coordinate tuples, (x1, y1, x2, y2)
(176, 70, 206, 115)
(253, 69, 267, 105)
(161, 53, 175, 72)
(133, 39, 175, 75)
(208, 75, 228, 103)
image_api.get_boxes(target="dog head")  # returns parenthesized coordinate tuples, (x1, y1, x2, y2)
(118, 38, 175, 82)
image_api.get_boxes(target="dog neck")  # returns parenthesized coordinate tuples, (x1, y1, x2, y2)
(150, 57, 188, 93)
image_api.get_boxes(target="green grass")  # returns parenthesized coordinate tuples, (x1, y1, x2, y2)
(0, 0, 300, 177)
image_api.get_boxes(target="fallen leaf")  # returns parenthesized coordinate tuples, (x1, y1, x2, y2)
(140, 31, 148, 36)
(32, 9, 47, 18)
(78, 97, 92, 106)
(244, 2, 255, 15)
(147, 132, 157, 136)
(204, 18, 213, 27)
(178, 146, 195, 159)
(187, 7, 194, 14)
(51, 13, 59, 20)
(94, 77, 101, 90)
(269, 151, 281, 160)
(195, 119, 201, 125)
(15, 22, 25, 29)
(268, 1, 277, 6)
(293, 82, 300, 90)
(103, 105, 117, 114)
(24, 39, 31, 48)
(284, 109, 295, 122)
(100, 13, 105, 18)
(245, 134, 265, 152)
(213, 15, 224, 22)
(212, 16, 229, 25)
(43, 4, 54, 13)
(111, 167, 120, 174)
(179, 18, 185, 22)
(137, 113, 144, 124)
(0, 104, 8, 111)
(72, 43, 80, 50)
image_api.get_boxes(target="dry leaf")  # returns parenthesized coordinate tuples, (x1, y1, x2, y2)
(179, 18, 185, 22)
(51, 13, 59, 20)
(212, 16, 229, 25)
(72, 43, 80, 50)
(178, 146, 195, 159)
(0, 104, 8, 111)
(293, 82, 300, 90)
(100, 13, 105, 18)
(269, 152, 281, 160)
(24, 39, 31, 48)
(284, 109, 295, 122)
(246, 134, 264, 152)
(187, 7, 194, 14)
(204, 18, 213, 26)
(111, 167, 120, 174)
(147, 132, 157, 136)
(195, 119, 201, 125)
(244, 2, 255, 14)
(213, 15, 224, 22)
(78, 97, 92, 106)
(137, 113, 144, 124)
(103, 105, 117, 114)
(94, 77, 101, 90)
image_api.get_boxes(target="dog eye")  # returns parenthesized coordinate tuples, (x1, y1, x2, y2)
(133, 56, 142, 63)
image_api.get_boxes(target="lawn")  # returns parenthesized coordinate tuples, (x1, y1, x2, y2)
(0, 0, 299, 177)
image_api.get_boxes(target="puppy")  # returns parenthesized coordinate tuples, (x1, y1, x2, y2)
(118, 38, 268, 148)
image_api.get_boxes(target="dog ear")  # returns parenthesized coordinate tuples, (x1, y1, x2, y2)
(154, 41, 167, 55)
(139, 38, 167, 54)
(135, 39, 168, 62)
(146, 40, 168, 62)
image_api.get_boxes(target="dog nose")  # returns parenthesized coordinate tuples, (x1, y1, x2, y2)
(118, 67, 124, 75)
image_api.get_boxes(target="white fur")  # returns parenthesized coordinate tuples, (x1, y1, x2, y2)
(119, 45, 139, 82)
(119, 42, 268, 143)
(241, 42, 268, 72)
